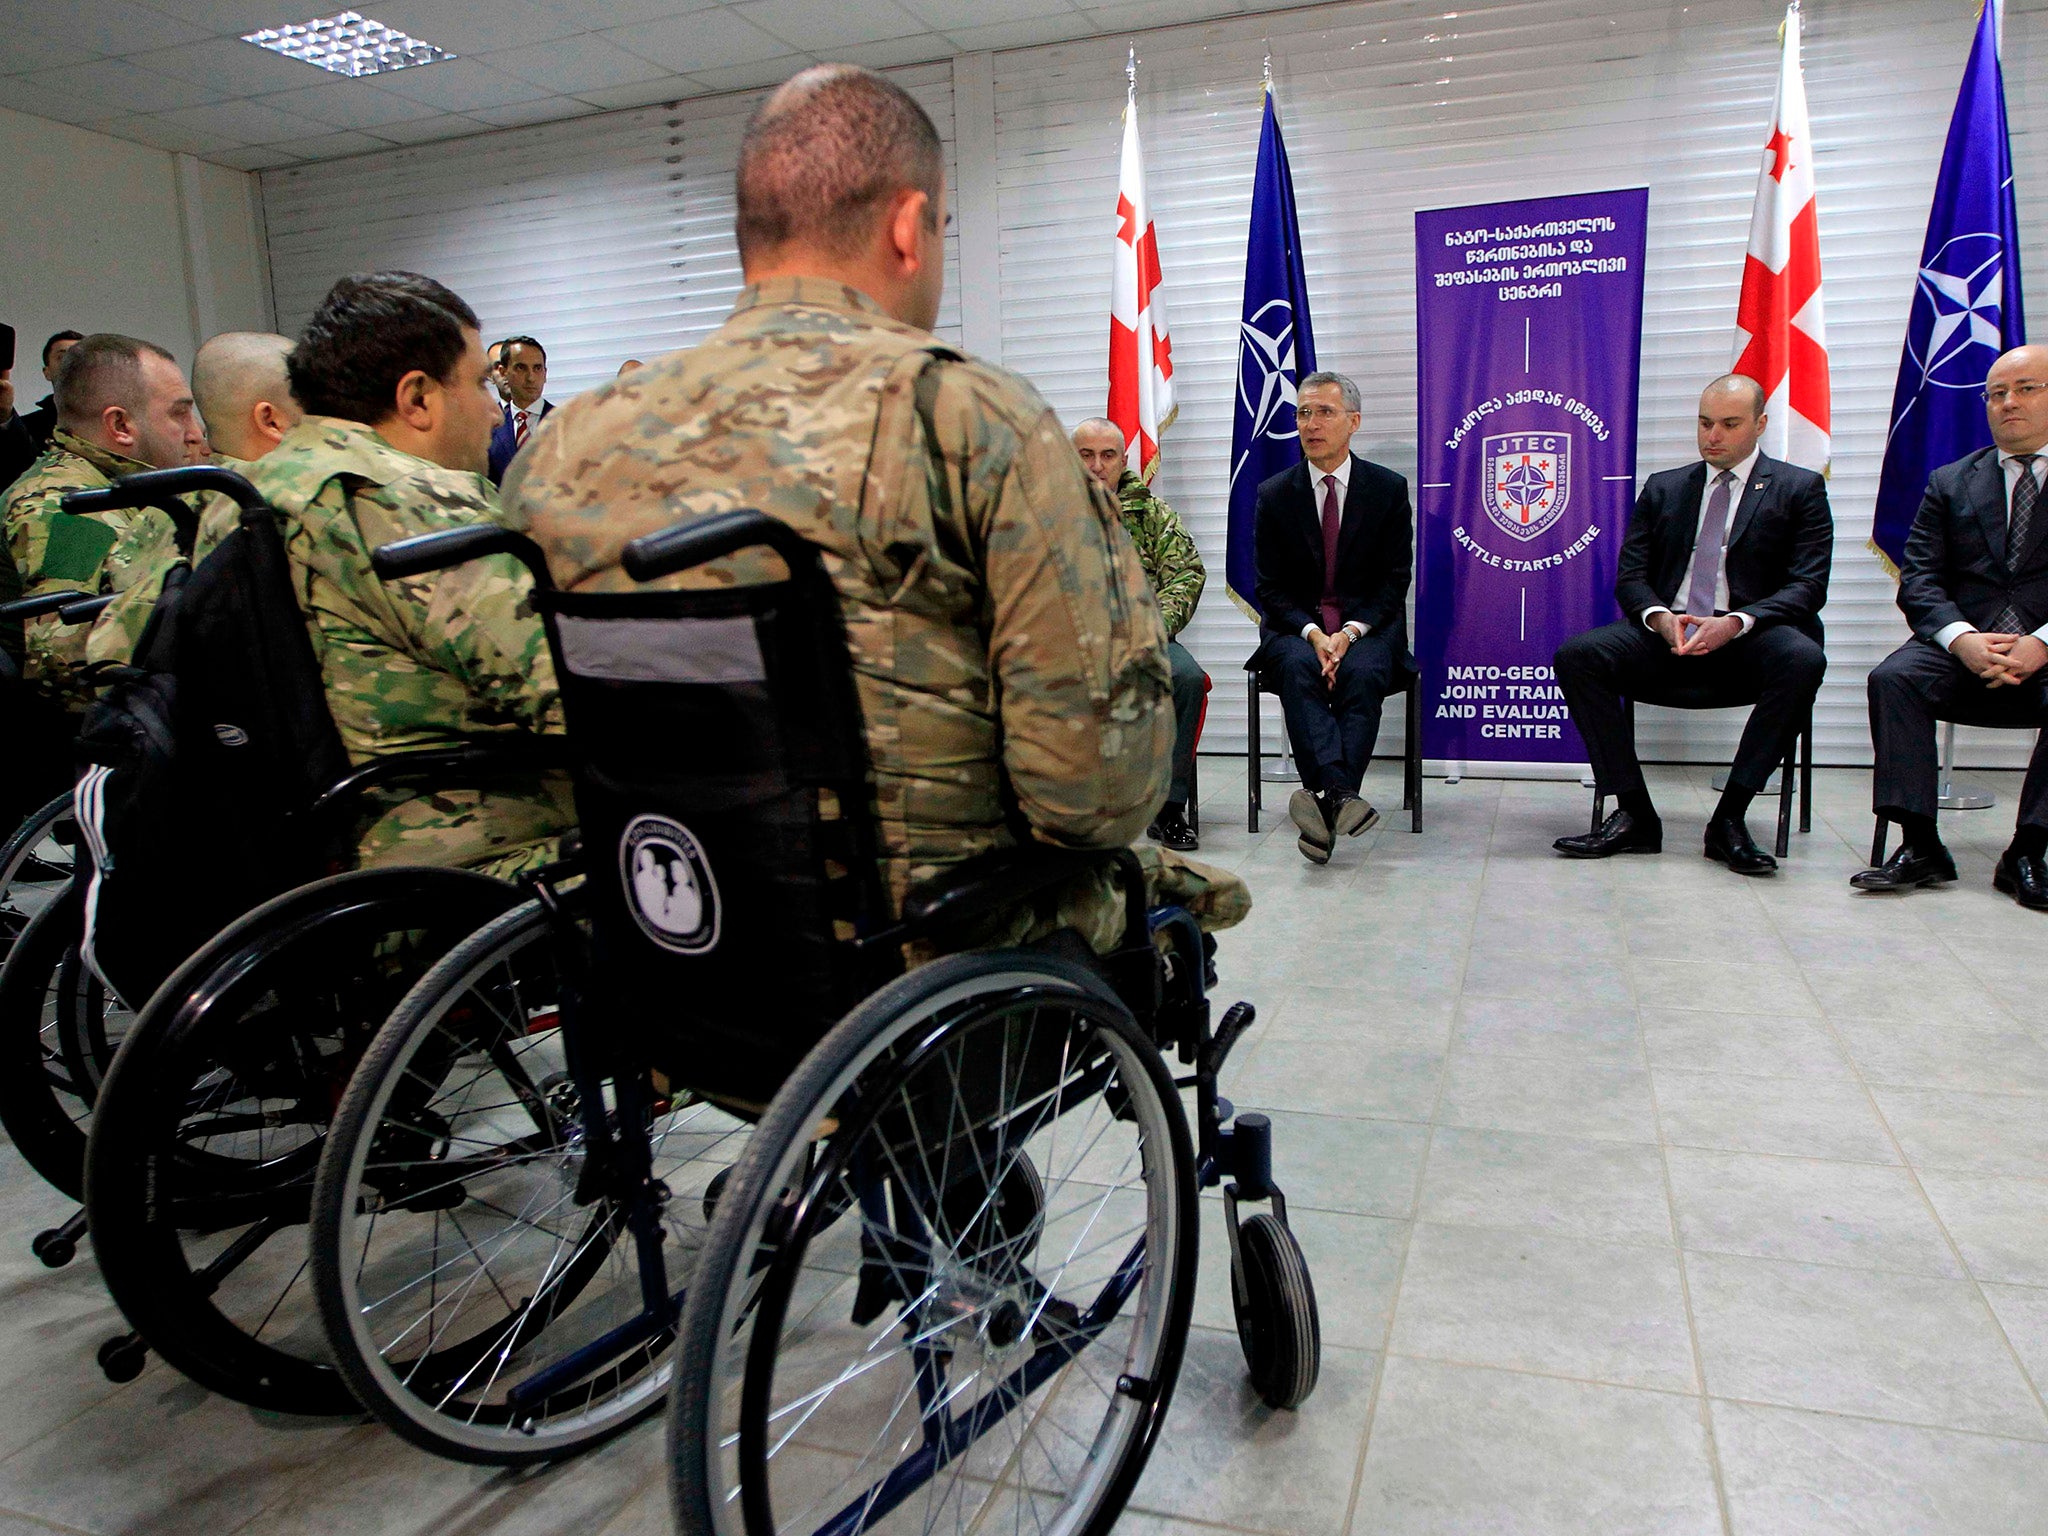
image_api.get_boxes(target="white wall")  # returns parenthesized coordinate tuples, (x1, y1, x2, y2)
(0, 105, 271, 396)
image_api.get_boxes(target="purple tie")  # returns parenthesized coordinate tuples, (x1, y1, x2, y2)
(1319, 474, 1343, 635)
(1686, 470, 1735, 617)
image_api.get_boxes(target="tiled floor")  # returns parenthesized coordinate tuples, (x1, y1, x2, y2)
(5, 758, 2048, 1535)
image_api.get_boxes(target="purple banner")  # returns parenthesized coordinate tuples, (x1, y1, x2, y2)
(1415, 188, 1648, 764)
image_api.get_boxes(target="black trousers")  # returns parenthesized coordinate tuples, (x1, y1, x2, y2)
(1266, 630, 1399, 796)
(1554, 620, 1825, 799)
(1868, 637, 2048, 830)
(0, 683, 74, 835)
(1166, 639, 1206, 805)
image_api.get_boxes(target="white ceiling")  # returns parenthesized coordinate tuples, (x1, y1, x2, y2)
(0, 0, 1286, 169)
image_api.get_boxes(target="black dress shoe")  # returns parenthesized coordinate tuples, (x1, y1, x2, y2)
(1704, 815, 1776, 876)
(1849, 844, 1958, 892)
(1994, 850, 2048, 910)
(1327, 791, 1380, 838)
(1553, 810, 1661, 859)
(1150, 803, 1199, 852)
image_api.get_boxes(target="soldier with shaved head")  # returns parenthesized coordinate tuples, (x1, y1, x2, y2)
(510, 63, 1247, 953)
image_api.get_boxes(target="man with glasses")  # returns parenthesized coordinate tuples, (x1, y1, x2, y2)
(1252, 371, 1413, 865)
(1856, 343, 2048, 908)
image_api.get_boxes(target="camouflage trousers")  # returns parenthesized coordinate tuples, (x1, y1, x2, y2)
(355, 770, 578, 882)
(947, 842, 1251, 958)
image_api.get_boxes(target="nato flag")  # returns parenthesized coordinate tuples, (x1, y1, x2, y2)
(1225, 81, 1318, 616)
(1871, 0, 2027, 571)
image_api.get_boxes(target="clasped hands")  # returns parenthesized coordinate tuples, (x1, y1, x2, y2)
(1953, 630, 2048, 688)
(1309, 625, 1353, 686)
(1649, 610, 1743, 658)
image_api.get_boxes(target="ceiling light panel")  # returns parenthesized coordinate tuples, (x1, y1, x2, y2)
(242, 11, 453, 78)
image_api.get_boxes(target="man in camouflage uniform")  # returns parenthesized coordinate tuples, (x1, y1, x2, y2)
(95, 276, 571, 879)
(1073, 417, 1209, 851)
(508, 63, 1247, 953)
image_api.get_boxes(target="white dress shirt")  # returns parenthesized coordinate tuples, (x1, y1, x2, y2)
(509, 397, 551, 443)
(1934, 448, 2048, 652)
(1643, 447, 1761, 637)
(1301, 454, 1370, 642)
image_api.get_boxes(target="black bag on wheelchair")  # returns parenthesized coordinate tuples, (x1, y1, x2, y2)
(75, 504, 350, 1004)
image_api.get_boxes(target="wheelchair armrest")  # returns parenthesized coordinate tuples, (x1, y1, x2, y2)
(372, 526, 555, 590)
(58, 594, 114, 625)
(306, 735, 572, 818)
(896, 844, 1124, 940)
(0, 591, 83, 622)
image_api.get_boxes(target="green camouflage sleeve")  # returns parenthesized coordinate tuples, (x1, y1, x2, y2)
(6, 473, 131, 703)
(926, 363, 1172, 850)
(1129, 488, 1206, 637)
(85, 504, 195, 667)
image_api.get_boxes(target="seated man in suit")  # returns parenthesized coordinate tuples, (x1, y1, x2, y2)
(1552, 374, 1831, 873)
(487, 334, 553, 484)
(1253, 371, 1413, 865)
(1854, 344, 2048, 907)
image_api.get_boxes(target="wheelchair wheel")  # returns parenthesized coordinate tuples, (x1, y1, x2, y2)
(311, 898, 753, 1464)
(85, 867, 523, 1416)
(56, 942, 132, 1104)
(0, 792, 75, 956)
(1231, 1212, 1320, 1410)
(0, 891, 99, 1197)
(669, 949, 1198, 1536)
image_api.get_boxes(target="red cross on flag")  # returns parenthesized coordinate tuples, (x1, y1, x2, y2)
(1107, 77, 1176, 482)
(1732, 2, 1830, 471)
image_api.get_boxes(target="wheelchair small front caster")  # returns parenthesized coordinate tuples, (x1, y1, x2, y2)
(32, 1216, 84, 1268)
(1230, 1212, 1321, 1410)
(97, 1333, 148, 1383)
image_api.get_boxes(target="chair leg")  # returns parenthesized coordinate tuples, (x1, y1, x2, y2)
(1800, 719, 1814, 835)
(1775, 744, 1794, 860)
(1870, 819, 1888, 867)
(1405, 677, 1422, 831)
(1187, 753, 1200, 836)
(1246, 675, 1260, 834)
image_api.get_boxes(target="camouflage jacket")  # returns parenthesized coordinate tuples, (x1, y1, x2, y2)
(2, 431, 159, 707)
(161, 418, 569, 875)
(1114, 469, 1205, 638)
(507, 276, 1178, 950)
(86, 452, 246, 669)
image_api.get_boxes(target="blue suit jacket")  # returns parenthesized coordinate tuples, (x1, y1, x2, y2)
(488, 399, 552, 486)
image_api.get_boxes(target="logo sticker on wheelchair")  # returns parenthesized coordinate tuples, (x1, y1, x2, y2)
(619, 815, 721, 955)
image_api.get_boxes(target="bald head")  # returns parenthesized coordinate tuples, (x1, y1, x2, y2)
(192, 331, 301, 462)
(1987, 345, 2048, 454)
(1071, 418, 1127, 489)
(1697, 372, 1768, 470)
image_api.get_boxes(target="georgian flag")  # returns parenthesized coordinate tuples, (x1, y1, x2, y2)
(1107, 82, 1175, 481)
(1732, 2, 1830, 472)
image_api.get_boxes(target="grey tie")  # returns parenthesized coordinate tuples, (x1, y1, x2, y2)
(1995, 455, 2041, 633)
(1685, 470, 1736, 617)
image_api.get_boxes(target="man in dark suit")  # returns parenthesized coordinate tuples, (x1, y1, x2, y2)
(487, 334, 553, 484)
(1552, 374, 1832, 874)
(1854, 344, 2048, 907)
(1254, 370, 1413, 865)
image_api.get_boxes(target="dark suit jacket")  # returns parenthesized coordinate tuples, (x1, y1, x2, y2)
(488, 398, 552, 485)
(1898, 445, 2048, 641)
(1252, 453, 1413, 648)
(1614, 452, 1832, 644)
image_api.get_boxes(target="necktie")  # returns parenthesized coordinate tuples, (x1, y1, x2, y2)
(1685, 469, 1735, 618)
(514, 409, 530, 448)
(1319, 474, 1343, 635)
(1995, 455, 2041, 633)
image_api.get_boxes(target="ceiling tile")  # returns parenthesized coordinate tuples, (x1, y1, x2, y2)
(0, 24, 102, 75)
(1078, 0, 1243, 26)
(829, 35, 950, 68)
(138, 1, 315, 34)
(686, 53, 813, 93)
(265, 128, 399, 158)
(361, 0, 585, 55)
(154, 97, 332, 144)
(252, 79, 443, 128)
(23, 57, 226, 114)
(0, 74, 118, 124)
(15, 2, 214, 55)
(732, 0, 926, 51)
(90, 112, 244, 154)
(468, 94, 595, 128)
(125, 35, 330, 94)
(213, 144, 305, 170)
(369, 111, 489, 143)
(367, 56, 547, 111)
(602, 10, 789, 73)
(898, 0, 1075, 29)
(572, 74, 695, 110)
(475, 32, 670, 93)
(942, 13, 1101, 50)
(531, 0, 717, 26)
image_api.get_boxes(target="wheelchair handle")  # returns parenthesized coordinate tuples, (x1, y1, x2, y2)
(0, 591, 84, 622)
(621, 508, 820, 584)
(65, 465, 263, 518)
(58, 594, 113, 625)
(371, 525, 555, 589)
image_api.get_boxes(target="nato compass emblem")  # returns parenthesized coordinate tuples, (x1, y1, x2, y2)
(1237, 300, 1302, 440)
(1481, 432, 1571, 541)
(1904, 233, 2008, 393)
(619, 814, 721, 955)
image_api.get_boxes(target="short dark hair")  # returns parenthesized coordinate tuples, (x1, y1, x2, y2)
(736, 64, 943, 263)
(42, 329, 84, 366)
(287, 271, 480, 425)
(501, 335, 545, 360)
(55, 333, 177, 431)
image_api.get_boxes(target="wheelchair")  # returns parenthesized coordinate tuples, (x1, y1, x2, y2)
(304, 508, 1321, 1515)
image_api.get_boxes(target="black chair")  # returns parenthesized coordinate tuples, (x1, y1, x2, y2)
(1867, 722, 2039, 865)
(1589, 697, 1814, 859)
(1244, 650, 1422, 834)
